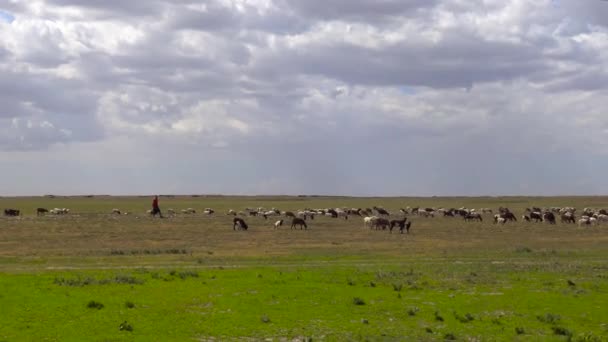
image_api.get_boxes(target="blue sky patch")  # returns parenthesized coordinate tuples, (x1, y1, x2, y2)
(0, 10, 15, 23)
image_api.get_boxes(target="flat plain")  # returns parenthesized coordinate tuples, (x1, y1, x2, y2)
(1, 196, 607, 341)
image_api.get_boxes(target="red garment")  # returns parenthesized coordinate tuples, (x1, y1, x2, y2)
(152, 197, 159, 209)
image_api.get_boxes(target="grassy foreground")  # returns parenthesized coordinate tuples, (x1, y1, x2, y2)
(1, 196, 608, 341)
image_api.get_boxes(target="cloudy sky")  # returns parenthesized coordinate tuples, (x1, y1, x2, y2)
(0, 0, 607, 196)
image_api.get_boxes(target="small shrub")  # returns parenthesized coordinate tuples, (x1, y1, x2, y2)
(425, 327, 433, 334)
(454, 311, 475, 323)
(260, 315, 271, 323)
(125, 301, 135, 309)
(516, 246, 533, 253)
(347, 279, 355, 286)
(119, 321, 133, 332)
(353, 297, 366, 306)
(444, 333, 457, 340)
(369, 281, 376, 287)
(552, 326, 572, 337)
(392, 283, 403, 292)
(114, 275, 144, 285)
(87, 300, 104, 310)
(537, 313, 561, 324)
(515, 327, 525, 335)
(434, 311, 444, 322)
(178, 271, 199, 280)
(361, 319, 369, 324)
(574, 332, 602, 342)
(407, 307, 419, 316)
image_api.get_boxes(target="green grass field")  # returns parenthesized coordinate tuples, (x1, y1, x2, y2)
(1, 196, 607, 341)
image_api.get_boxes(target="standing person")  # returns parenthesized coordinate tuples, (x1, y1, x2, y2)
(151, 195, 163, 218)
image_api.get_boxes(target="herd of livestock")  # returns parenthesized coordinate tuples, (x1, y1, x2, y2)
(4, 205, 608, 232)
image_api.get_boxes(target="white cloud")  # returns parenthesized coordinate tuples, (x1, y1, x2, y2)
(0, 0, 607, 195)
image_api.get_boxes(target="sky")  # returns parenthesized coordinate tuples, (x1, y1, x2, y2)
(0, 0, 607, 196)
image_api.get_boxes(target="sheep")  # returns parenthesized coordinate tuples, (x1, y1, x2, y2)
(203, 208, 215, 215)
(182, 208, 196, 214)
(578, 218, 591, 227)
(363, 216, 378, 229)
(495, 217, 507, 225)
(274, 219, 284, 229)
(111, 208, 121, 215)
(36, 208, 49, 216)
(167, 209, 176, 216)
(50, 208, 69, 215)
(227, 209, 237, 216)
(233, 217, 248, 230)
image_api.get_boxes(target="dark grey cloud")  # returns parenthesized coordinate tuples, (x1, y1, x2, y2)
(282, 0, 439, 22)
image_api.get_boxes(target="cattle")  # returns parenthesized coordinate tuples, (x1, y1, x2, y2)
(274, 219, 284, 229)
(529, 212, 543, 223)
(389, 218, 410, 234)
(373, 206, 390, 217)
(233, 217, 248, 230)
(326, 209, 339, 218)
(373, 218, 390, 230)
(291, 218, 307, 230)
(4, 209, 20, 217)
(500, 212, 517, 222)
(464, 212, 483, 222)
(36, 208, 49, 216)
(543, 212, 556, 224)
(418, 210, 435, 218)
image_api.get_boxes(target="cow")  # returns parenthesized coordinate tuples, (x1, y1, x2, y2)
(529, 212, 543, 223)
(464, 212, 483, 222)
(36, 208, 49, 216)
(4, 209, 20, 217)
(373, 218, 391, 230)
(543, 212, 556, 224)
(291, 218, 307, 230)
(389, 218, 410, 234)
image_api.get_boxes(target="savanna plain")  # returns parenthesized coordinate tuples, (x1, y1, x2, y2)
(1, 196, 607, 341)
